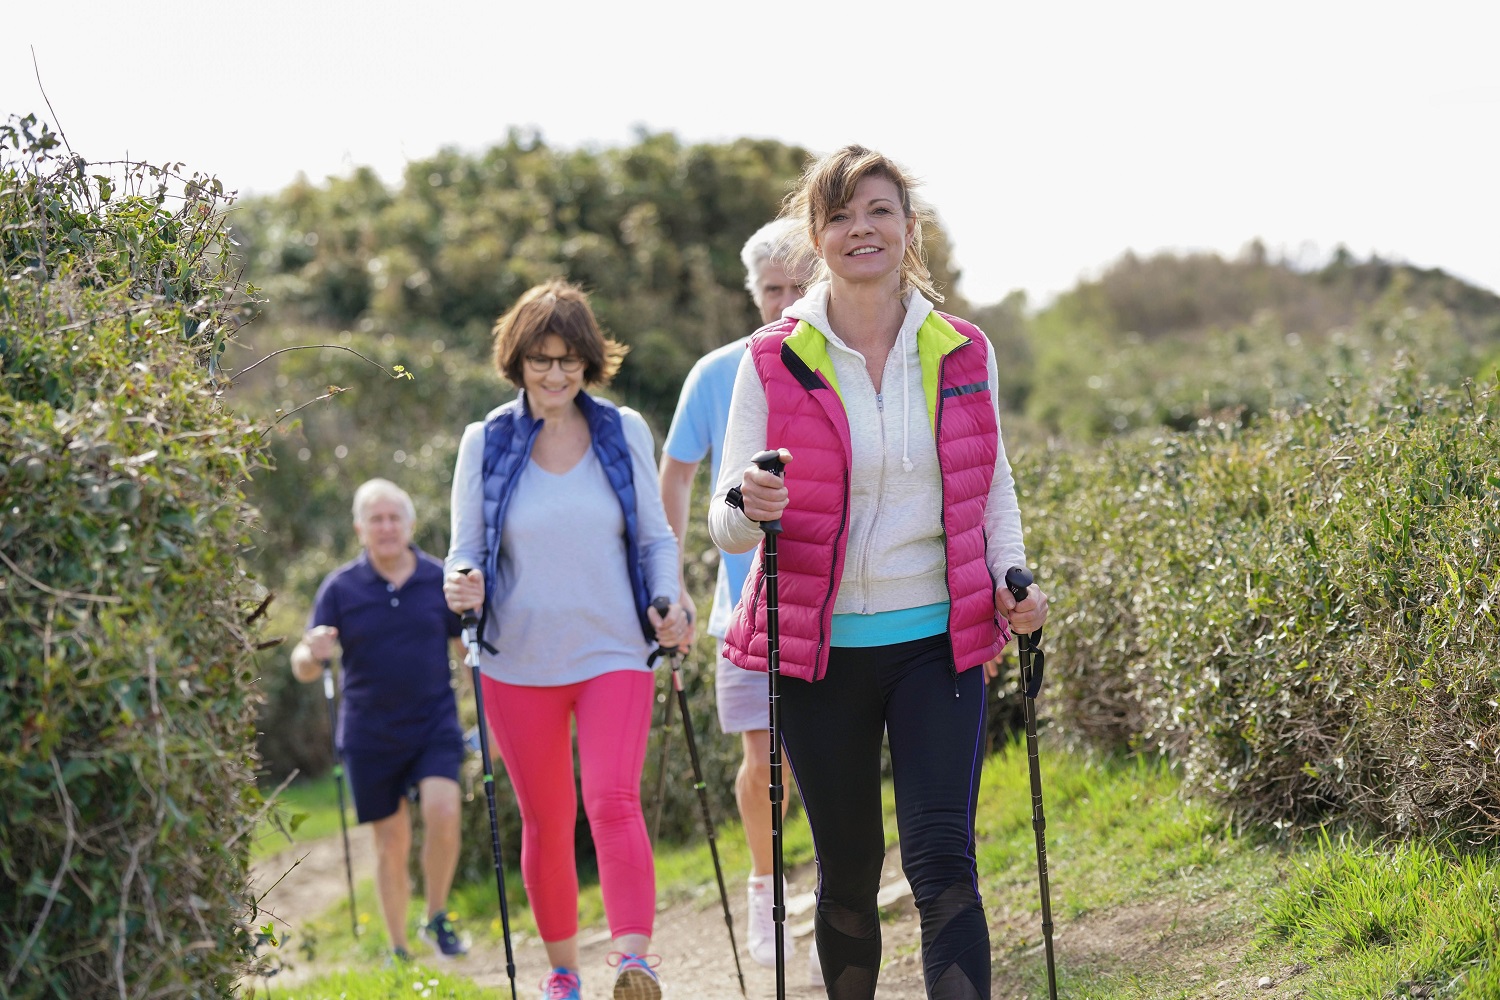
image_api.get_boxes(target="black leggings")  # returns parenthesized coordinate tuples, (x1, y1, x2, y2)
(780, 634, 989, 1000)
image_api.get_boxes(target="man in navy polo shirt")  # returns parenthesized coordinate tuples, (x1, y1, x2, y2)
(290, 478, 468, 961)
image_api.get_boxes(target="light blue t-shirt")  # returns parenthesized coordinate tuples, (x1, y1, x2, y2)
(663, 337, 753, 639)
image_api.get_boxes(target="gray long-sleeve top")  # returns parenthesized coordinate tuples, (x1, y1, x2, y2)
(446, 403, 679, 685)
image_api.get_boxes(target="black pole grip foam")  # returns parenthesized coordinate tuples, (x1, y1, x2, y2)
(457, 567, 479, 630)
(650, 596, 679, 656)
(1004, 565, 1034, 604)
(751, 449, 785, 476)
(750, 450, 786, 535)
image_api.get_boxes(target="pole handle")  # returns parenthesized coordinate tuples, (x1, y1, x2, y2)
(649, 596, 680, 658)
(1004, 566, 1047, 699)
(1004, 565, 1033, 605)
(751, 449, 786, 477)
(456, 566, 480, 631)
(750, 449, 786, 536)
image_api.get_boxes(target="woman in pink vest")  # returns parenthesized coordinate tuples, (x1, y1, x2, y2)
(708, 145, 1049, 1000)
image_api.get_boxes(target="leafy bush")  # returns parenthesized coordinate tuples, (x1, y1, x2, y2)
(1019, 324, 1500, 838)
(1021, 247, 1500, 443)
(0, 115, 269, 994)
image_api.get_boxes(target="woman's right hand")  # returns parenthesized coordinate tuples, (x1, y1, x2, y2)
(444, 568, 485, 615)
(737, 448, 792, 522)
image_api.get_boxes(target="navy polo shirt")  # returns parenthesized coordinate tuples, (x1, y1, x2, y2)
(309, 546, 463, 751)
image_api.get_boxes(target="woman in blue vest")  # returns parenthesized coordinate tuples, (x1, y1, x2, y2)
(444, 279, 688, 1000)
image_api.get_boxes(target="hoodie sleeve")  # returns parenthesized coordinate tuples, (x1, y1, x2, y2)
(622, 408, 681, 602)
(982, 342, 1028, 582)
(708, 347, 771, 555)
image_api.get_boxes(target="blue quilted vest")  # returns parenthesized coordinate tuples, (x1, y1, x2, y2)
(478, 390, 654, 648)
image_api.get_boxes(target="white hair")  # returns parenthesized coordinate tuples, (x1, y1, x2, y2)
(740, 217, 803, 306)
(352, 478, 415, 525)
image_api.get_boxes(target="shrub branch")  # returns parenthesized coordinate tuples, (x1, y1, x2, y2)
(0, 550, 122, 604)
(4, 757, 80, 991)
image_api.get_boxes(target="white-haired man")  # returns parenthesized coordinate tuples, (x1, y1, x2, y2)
(658, 219, 817, 975)
(290, 478, 467, 962)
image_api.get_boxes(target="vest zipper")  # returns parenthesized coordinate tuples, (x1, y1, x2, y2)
(858, 385, 891, 613)
(934, 347, 960, 693)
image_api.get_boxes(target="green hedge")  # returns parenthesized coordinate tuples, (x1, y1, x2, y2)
(1, 116, 268, 994)
(1020, 324, 1500, 838)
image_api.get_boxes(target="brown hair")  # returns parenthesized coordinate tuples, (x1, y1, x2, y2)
(491, 279, 628, 386)
(782, 145, 942, 302)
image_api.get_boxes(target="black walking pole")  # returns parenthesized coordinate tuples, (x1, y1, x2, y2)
(320, 661, 360, 940)
(746, 449, 789, 1000)
(1004, 566, 1058, 1000)
(457, 569, 518, 1000)
(647, 599, 747, 998)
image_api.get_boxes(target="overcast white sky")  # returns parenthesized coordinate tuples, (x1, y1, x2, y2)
(6, 0, 1498, 307)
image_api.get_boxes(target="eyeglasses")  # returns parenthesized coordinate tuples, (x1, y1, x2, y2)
(523, 353, 585, 374)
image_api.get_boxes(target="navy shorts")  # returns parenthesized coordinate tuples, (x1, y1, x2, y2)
(342, 733, 464, 824)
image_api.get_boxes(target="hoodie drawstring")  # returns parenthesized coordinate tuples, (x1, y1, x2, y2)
(900, 322, 914, 473)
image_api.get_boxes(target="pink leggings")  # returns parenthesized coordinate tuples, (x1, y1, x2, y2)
(481, 670, 655, 942)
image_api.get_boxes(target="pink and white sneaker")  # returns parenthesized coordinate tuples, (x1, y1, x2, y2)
(541, 968, 582, 1000)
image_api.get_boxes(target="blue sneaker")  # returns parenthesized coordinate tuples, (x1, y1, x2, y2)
(540, 967, 583, 1000)
(421, 911, 468, 958)
(386, 946, 412, 967)
(608, 953, 662, 1000)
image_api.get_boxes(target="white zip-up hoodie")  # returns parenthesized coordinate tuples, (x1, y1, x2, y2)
(709, 282, 1026, 617)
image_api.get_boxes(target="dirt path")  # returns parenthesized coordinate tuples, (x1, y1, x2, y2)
(252, 834, 927, 998)
(252, 834, 1288, 999)
(461, 861, 926, 1000)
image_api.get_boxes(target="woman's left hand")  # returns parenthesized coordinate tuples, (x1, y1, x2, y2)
(648, 600, 691, 650)
(996, 583, 1050, 636)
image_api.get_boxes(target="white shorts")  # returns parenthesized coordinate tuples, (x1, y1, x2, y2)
(715, 653, 769, 735)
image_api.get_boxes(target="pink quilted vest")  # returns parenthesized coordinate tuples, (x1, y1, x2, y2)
(722, 311, 1011, 681)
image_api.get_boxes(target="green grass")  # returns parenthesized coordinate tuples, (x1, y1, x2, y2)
(1257, 833, 1500, 998)
(259, 740, 1500, 999)
(242, 961, 490, 999)
(974, 740, 1272, 997)
(254, 773, 357, 861)
(969, 739, 1500, 999)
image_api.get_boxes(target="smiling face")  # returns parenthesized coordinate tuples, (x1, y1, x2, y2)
(354, 495, 413, 563)
(815, 173, 915, 289)
(521, 332, 585, 417)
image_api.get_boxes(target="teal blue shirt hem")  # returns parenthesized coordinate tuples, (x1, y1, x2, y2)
(831, 602, 950, 648)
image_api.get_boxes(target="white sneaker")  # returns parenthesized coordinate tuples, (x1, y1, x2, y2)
(808, 935, 822, 987)
(745, 875, 784, 969)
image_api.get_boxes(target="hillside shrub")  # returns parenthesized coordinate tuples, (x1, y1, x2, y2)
(1026, 283, 1480, 442)
(0, 115, 269, 994)
(1020, 329, 1500, 838)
